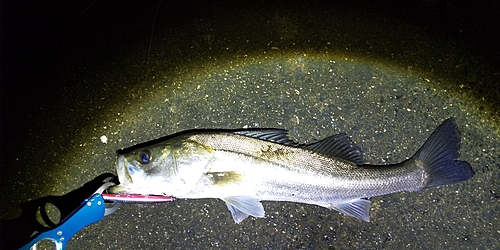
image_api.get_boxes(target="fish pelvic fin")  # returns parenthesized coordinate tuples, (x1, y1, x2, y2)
(413, 118, 475, 189)
(221, 196, 265, 223)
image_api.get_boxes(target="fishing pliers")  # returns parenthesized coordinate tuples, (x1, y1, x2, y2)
(19, 182, 119, 250)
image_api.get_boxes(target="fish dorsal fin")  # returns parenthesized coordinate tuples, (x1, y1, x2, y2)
(330, 198, 372, 222)
(234, 129, 298, 146)
(306, 133, 367, 165)
(221, 196, 265, 223)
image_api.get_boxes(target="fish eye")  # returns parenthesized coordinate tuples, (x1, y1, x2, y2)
(139, 150, 152, 164)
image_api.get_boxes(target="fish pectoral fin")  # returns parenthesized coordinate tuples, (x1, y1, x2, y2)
(221, 196, 265, 223)
(329, 198, 371, 222)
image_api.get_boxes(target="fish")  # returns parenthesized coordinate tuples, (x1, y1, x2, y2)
(110, 118, 474, 223)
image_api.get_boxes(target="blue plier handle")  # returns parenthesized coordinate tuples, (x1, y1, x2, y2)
(19, 182, 119, 250)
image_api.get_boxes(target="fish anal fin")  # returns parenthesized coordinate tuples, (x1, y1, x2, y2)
(329, 198, 371, 222)
(221, 196, 265, 223)
(306, 133, 367, 165)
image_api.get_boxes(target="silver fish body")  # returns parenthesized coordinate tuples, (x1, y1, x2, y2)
(111, 118, 474, 223)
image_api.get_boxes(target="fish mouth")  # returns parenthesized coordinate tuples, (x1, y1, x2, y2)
(119, 155, 134, 183)
(109, 154, 133, 194)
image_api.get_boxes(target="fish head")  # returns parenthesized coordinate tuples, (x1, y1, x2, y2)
(110, 140, 214, 197)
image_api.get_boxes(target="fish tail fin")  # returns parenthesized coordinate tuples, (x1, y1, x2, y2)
(412, 118, 474, 189)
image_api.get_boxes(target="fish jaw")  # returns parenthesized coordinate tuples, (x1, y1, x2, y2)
(116, 154, 131, 187)
(108, 154, 131, 194)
